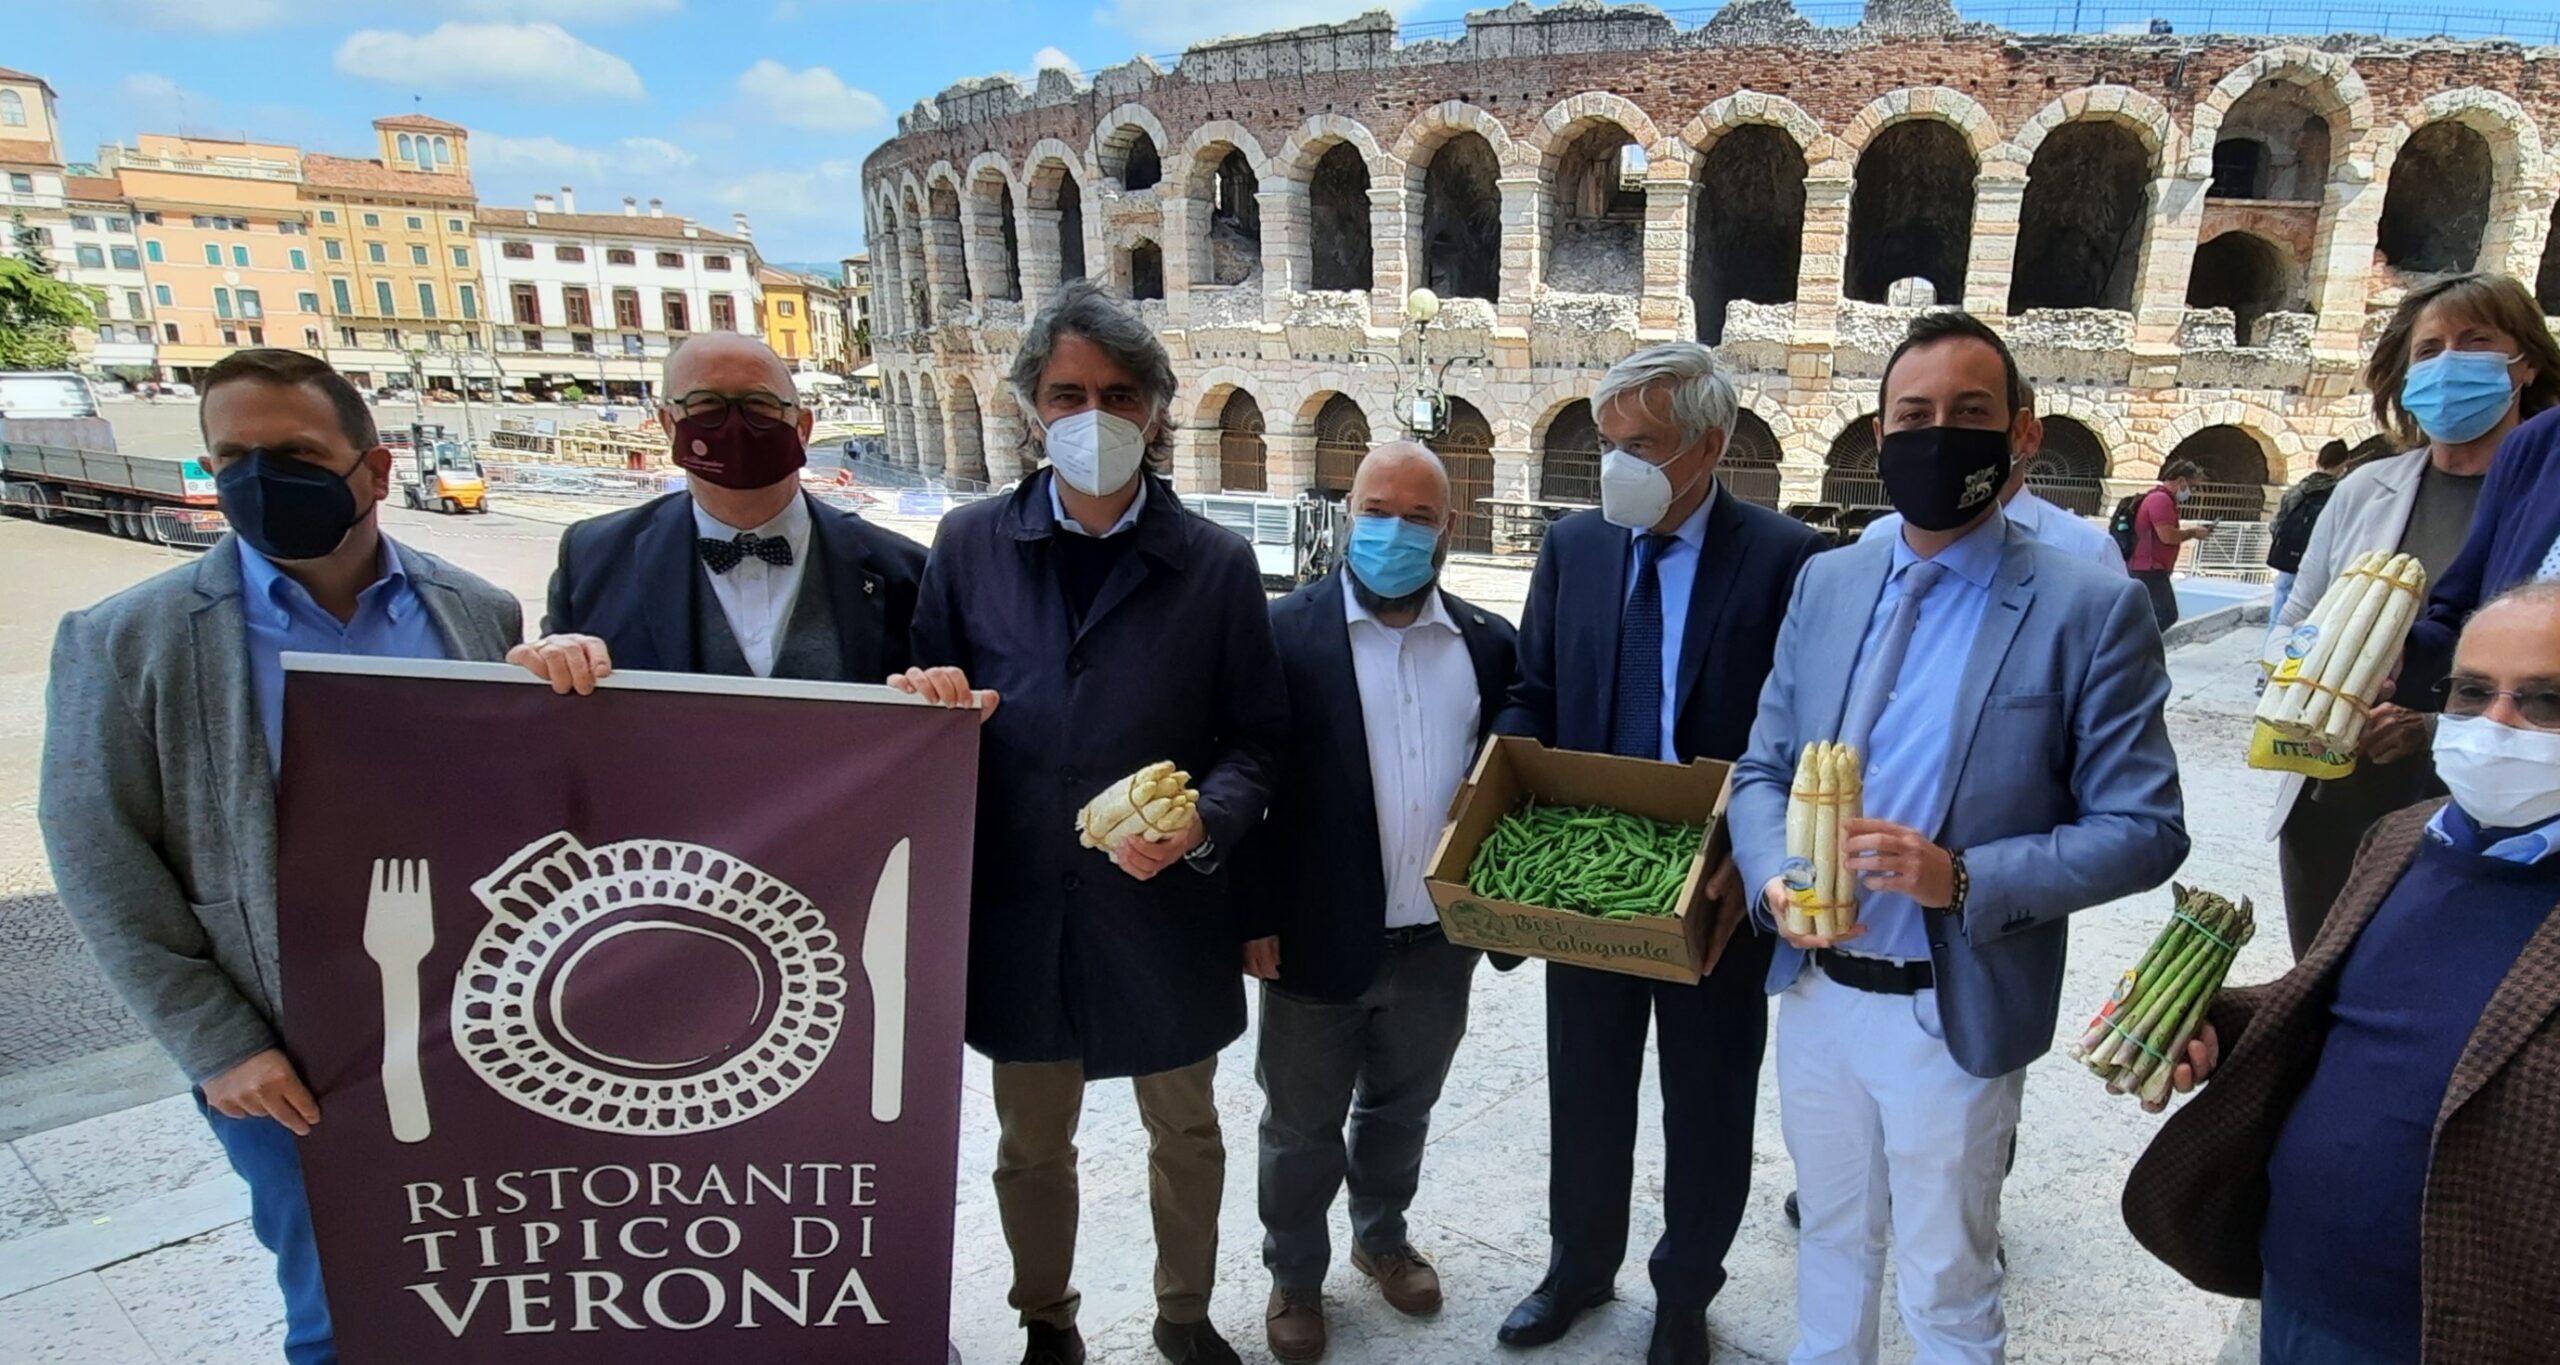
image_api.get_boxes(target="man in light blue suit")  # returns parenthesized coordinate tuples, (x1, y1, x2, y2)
(1729, 313, 2187, 1365)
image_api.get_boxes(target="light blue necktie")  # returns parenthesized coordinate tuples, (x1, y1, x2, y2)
(1840, 560, 1948, 756)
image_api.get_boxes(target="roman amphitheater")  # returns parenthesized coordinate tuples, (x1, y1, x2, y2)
(860, 0, 2560, 553)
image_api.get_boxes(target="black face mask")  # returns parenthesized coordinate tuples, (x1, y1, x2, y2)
(215, 447, 365, 561)
(1879, 426, 2011, 533)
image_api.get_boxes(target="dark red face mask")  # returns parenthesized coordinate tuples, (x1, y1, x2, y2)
(672, 405, 806, 490)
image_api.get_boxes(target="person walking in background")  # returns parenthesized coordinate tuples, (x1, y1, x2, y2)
(1731, 312, 2186, 1365)
(1861, 380, 2124, 572)
(513, 330, 924, 692)
(2262, 438, 2353, 658)
(911, 281, 1288, 1365)
(2263, 272, 2560, 956)
(2128, 583, 2560, 1365)
(1240, 441, 1518, 1362)
(38, 350, 526, 1365)
(1494, 342, 1822, 1365)
(2125, 457, 2215, 631)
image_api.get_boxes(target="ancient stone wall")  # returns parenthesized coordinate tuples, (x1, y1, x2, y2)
(862, 0, 2560, 514)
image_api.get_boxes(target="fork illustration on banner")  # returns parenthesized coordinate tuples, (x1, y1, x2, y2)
(364, 859, 436, 1144)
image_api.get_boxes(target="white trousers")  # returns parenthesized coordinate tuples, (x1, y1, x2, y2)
(1777, 967, 2026, 1365)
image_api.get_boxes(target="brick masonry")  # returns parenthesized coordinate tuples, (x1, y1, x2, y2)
(858, 1, 2560, 511)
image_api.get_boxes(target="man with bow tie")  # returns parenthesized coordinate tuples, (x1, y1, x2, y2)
(515, 330, 925, 689)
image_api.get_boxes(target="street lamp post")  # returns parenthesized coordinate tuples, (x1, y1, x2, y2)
(446, 323, 476, 446)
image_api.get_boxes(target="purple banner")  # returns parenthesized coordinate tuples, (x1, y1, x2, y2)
(276, 661, 978, 1364)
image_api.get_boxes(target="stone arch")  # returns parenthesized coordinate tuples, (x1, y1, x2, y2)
(1834, 88, 2005, 161)
(2037, 388, 2135, 460)
(1510, 377, 1604, 452)
(1400, 106, 1508, 304)
(2374, 89, 2546, 278)
(919, 169, 968, 319)
(1532, 97, 1660, 295)
(1274, 117, 1387, 296)
(1124, 236, 1164, 299)
(2012, 86, 2178, 164)
(2187, 228, 2305, 346)
(965, 156, 1023, 303)
(2026, 414, 2113, 514)
(2156, 399, 2301, 481)
(1023, 141, 1090, 290)
(2011, 114, 2159, 312)
(1681, 90, 1830, 169)
(2186, 47, 2374, 182)
(1178, 122, 1272, 195)
(1433, 397, 1499, 552)
(1094, 103, 1172, 192)
(1390, 100, 1514, 172)
(1722, 406, 1786, 508)
(1197, 376, 1269, 492)
(944, 374, 987, 483)
(2164, 421, 2284, 518)
(1819, 409, 1886, 508)
(1180, 123, 1268, 290)
(1845, 111, 1981, 304)
(1189, 364, 1268, 426)
(1304, 390, 1374, 497)
(1693, 117, 1810, 342)
(1536, 398, 1603, 503)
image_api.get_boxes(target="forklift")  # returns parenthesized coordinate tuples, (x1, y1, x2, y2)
(396, 422, 490, 515)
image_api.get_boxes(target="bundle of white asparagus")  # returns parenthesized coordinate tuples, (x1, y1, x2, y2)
(2254, 550, 2429, 752)
(1074, 761, 1201, 866)
(1782, 742, 1863, 938)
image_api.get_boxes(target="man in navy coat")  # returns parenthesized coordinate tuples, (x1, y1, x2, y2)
(1239, 441, 1518, 1361)
(515, 330, 924, 690)
(910, 281, 1288, 1365)
(1494, 343, 1822, 1364)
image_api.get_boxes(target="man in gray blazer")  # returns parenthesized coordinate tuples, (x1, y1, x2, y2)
(40, 349, 522, 1365)
(1729, 314, 2187, 1365)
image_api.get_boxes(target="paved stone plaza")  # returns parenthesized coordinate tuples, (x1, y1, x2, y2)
(0, 495, 2287, 1363)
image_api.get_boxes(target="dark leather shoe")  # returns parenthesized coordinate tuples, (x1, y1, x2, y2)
(1351, 1243, 1442, 1315)
(1153, 1316, 1242, 1365)
(1784, 1190, 1800, 1229)
(1266, 1287, 1327, 1362)
(1647, 1307, 1711, 1365)
(1021, 1322, 1086, 1365)
(1496, 1277, 1614, 1347)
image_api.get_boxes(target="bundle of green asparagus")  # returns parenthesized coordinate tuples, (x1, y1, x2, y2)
(2071, 883, 2255, 1106)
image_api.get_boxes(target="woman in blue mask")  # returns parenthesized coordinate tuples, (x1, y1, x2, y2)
(2263, 271, 2560, 955)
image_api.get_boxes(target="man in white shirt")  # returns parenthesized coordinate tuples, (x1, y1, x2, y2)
(1859, 392, 2126, 573)
(518, 330, 926, 688)
(1239, 443, 1519, 1362)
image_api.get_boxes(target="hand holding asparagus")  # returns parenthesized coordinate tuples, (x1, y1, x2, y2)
(1075, 761, 1202, 870)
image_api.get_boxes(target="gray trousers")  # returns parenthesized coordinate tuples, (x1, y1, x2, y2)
(1255, 929, 1481, 1292)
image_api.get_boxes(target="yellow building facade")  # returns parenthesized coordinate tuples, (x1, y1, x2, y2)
(112, 134, 327, 380)
(303, 116, 485, 391)
(756, 266, 811, 364)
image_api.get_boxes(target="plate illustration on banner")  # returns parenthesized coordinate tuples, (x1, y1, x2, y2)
(455, 832, 849, 1136)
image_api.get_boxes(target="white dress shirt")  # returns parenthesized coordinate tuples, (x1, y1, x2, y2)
(1048, 471, 1148, 538)
(1345, 584, 1481, 928)
(692, 493, 812, 678)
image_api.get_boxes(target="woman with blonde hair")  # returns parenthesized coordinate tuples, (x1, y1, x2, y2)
(2265, 270, 2560, 955)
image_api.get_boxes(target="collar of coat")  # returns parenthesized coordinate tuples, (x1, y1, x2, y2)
(1003, 467, 1197, 567)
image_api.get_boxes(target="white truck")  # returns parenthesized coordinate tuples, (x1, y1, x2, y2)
(0, 370, 226, 546)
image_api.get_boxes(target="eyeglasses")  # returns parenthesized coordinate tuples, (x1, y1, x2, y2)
(666, 390, 794, 428)
(2442, 674, 2560, 728)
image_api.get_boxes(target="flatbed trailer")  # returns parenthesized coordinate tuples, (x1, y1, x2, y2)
(0, 440, 227, 547)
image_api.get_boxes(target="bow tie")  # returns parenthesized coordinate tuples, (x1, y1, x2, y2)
(699, 531, 795, 574)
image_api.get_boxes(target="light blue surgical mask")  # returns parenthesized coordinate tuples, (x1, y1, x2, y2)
(2402, 349, 2522, 445)
(1347, 514, 1442, 600)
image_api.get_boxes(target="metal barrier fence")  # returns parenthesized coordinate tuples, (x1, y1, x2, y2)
(2188, 520, 2276, 582)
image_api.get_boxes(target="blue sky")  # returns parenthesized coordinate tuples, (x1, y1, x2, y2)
(9, 0, 2557, 264)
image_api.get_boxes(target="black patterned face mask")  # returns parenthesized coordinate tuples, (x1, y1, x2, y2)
(1879, 426, 2011, 532)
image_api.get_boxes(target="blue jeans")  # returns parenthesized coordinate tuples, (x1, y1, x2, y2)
(198, 1095, 337, 1365)
(2261, 1275, 2413, 1365)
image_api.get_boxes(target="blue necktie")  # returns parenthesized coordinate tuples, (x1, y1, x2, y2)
(1840, 560, 1948, 757)
(1612, 534, 1675, 759)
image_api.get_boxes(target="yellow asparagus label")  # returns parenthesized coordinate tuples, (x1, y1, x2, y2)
(2246, 718, 2358, 779)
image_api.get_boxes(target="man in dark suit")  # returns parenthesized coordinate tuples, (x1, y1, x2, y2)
(513, 330, 924, 691)
(1494, 343, 1822, 1364)
(1239, 441, 1518, 1362)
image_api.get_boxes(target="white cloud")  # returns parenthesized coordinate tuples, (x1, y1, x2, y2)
(735, 60, 887, 135)
(1025, 46, 1083, 84)
(473, 132, 698, 180)
(1093, 0, 1418, 52)
(447, 0, 682, 18)
(716, 159, 862, 221)
(334, 23, 646, 103)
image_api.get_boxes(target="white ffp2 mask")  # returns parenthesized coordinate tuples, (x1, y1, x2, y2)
(1600, 448, 1691, 530)
(1043, 408, 1147, 497)
(2434, 713, 2560, 831)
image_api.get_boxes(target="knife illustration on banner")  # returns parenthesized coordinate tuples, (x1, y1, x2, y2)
(364, 858, 436, 1144)
(862, 838, 912, 1124)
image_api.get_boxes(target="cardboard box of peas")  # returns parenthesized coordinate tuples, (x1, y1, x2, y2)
(1425, 736, 1743, 984)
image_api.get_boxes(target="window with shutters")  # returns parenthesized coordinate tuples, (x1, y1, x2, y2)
(657, 251, 682, 268)
(555, 244, 585, 263)
(705, 255, 730, 271)
(111, 245, 139, 269)
(511, 282, 541, 324)
(376, 280, 396, 316)
(289, 248, 306, 271)
(213, 288, 233, 320)
(459, 284, 478, 320)
(368, 242, 387, 264)
(416, 283, 438, 319)
(331, 278, 352, 312)
(146, 240, 163, 262)
(614, 288, 643, 329)
(658, 291, 685, 331)
(297, 291, 319, 313)
(522, 330, 543, 351)
(410, 244, 428, 266)
(502, 241, 533, 259)
(607, 248, 636, 265)
(707, 294, 732, 330)
(563, 286, 593, 326)
(325, 239, 343, 261)
(236, 289, 262, 320)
